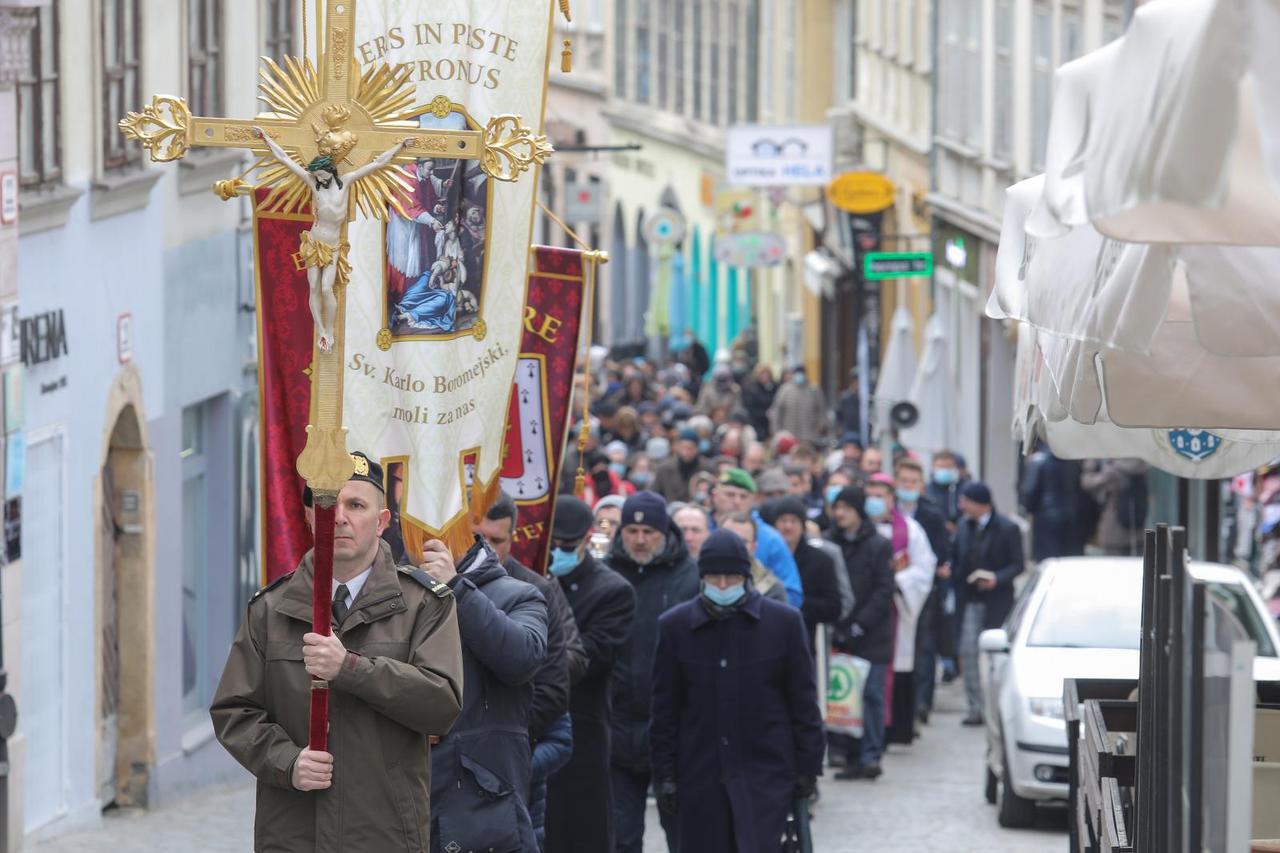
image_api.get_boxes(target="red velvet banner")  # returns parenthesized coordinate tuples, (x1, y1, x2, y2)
(501, 247, 587, 573)
(256, 191, 587, 581)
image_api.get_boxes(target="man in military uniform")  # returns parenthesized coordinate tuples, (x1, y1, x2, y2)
(211, 452, 465, 852)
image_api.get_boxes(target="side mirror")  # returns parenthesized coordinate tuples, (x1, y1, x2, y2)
(978, 628, 1010, 654)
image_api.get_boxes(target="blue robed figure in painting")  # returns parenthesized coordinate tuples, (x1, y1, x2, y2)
(395, 256, 463, 332)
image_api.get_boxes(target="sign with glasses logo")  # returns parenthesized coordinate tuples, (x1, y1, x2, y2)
(726, 124, 833, 187)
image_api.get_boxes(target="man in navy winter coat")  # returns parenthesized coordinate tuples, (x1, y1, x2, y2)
(423, 536, 548, 853)
(651, 529, 825, 853)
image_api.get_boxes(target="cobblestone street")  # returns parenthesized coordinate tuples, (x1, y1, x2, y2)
(31, 681, 1064, 853)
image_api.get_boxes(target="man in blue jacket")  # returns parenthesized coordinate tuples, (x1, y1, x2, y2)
(420, 536, 548, 852)
(651, 529, 825, 853)
(710, 467, 804, 607)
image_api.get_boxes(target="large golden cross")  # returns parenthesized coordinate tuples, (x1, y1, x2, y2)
(119, 0, 551, 494)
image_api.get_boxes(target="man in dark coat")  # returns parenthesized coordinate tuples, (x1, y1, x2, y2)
(1019, 442, 1085, 561)
(544, 497, 638, 853)
(894, 458, 953, 724)
(826, 486, 896, 780)
(762, 496, 842, 654)
(423, 536, 548, 853)
(477, 491, 590, 736)
(605, 492, 700, 853)
(952, 481, 1025, 725)
(652, 428, 717, 503)
(651, 529, 825, 853)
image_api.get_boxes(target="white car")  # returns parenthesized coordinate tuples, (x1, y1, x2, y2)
(978, 557, 1280, 828)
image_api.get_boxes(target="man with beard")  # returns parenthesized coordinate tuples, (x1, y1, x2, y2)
(544, 497, 637, 853)
(606, 492, 700, 853)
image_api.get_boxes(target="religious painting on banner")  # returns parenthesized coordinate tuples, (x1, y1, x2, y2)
(343, 3, 559, 560)
(500, 247, 588, 573)
(257, 241, 588, 579)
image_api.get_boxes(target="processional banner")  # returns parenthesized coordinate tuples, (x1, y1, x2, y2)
(259, 241, 588, 578)
(254, 0, 561, 574)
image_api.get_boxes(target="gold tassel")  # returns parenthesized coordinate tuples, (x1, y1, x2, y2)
(559, 0, 572, 22)
(561, 39, 573, 73)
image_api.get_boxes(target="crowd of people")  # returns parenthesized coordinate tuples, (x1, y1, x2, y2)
(210, 343, 1040, 853)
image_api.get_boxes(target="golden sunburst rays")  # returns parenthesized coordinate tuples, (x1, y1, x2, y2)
(250, 55, 416, 219)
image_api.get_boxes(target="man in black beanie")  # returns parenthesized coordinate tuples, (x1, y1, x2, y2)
(606, 491, 699, 853)
(825, 486, 895, 780)
(952, 480, 1024, 726)
(651, 528, 825, 853)
(544, 496, 637, 853)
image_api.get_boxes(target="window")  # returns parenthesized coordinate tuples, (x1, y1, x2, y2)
(188, 0, 223, 118)
(265, 0, 294, 64)
(1103, 0, 1127, 43)
(17, 4, 61, 189)
(1030, 1, 1052, 170)
(102, 0, 142, 172)
(745, 0, 759, 121)
(614, 0, 628, 98)
(708, 0, 721, 123)
(656, 0, 670, 108)
(1061, 2, 1083, 64)
(962, 0, 981, 148)
(182, 404, 211, 712)
(992, 0, 1013, 161)
(635, 0, 651, 104)
(673, 0, 685, 113)
(692, 1, 703, 120)
(726, 0, 738, 125)
(940, 0, 960, 139)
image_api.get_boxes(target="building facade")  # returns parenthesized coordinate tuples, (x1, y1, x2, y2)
(14, 1, 293, 842)
(926, 0, 1127, 505)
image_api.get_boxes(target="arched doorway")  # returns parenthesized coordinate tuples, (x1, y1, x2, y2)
(95, 368, 154, 808)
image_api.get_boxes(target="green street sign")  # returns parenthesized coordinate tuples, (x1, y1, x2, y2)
(863, 251, 934, 280)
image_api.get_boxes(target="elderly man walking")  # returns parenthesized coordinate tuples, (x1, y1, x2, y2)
(651, 529, 825, 853)
(606, 491, 700, 853)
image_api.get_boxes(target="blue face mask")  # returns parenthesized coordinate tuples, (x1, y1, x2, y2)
(631, 472, 653, 488)
(793, 373, 808, 386)
(547, 547, 579, 577)
(825, 485, 843, 506)
(933, 468, 957, 486)
(864, 496, 888, 519)
(896, 488, 920, 505)
(703, 581, 746, 607)
(698, 440, 712, 454)
(609, 462, 627, 477)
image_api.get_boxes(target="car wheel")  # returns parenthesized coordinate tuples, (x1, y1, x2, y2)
(985, 765, 998, 805)
(996, 748, 1037, 828)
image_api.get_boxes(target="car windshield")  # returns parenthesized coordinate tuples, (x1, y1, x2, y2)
(1025, 568, 1277, 657)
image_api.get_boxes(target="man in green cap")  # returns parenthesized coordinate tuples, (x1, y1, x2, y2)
(710, 467, 804, 607)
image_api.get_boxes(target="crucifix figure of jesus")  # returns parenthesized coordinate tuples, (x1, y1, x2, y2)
(255, 121, 411, 352)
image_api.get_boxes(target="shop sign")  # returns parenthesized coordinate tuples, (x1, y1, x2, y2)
(563, 179, 602, 225)
(863, 252, 934, 281)
(644, 208, 686, 247)
(726, 124, 833, 187)
(0, 172, 15, 226)
(714, 232, 786, 267)
(19, 309, 68, 367)
(828, 171, 896, 214)
(714, 188, 761, 233)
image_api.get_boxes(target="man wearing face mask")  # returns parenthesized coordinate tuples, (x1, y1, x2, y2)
(768, 365, 829, 449)
(652, 427, 717, 503)
(604, 492, 700, 853)
(862, 474, 936, 747)
(695, 364, 743, 417)
(651, 529, 825, 853)
(544, 497, 638, 853)
(826, 487, 896, 780)
(926, 449, 965, 525)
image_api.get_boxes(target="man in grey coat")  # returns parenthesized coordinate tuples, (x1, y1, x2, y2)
(421, 536, 548, 852)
